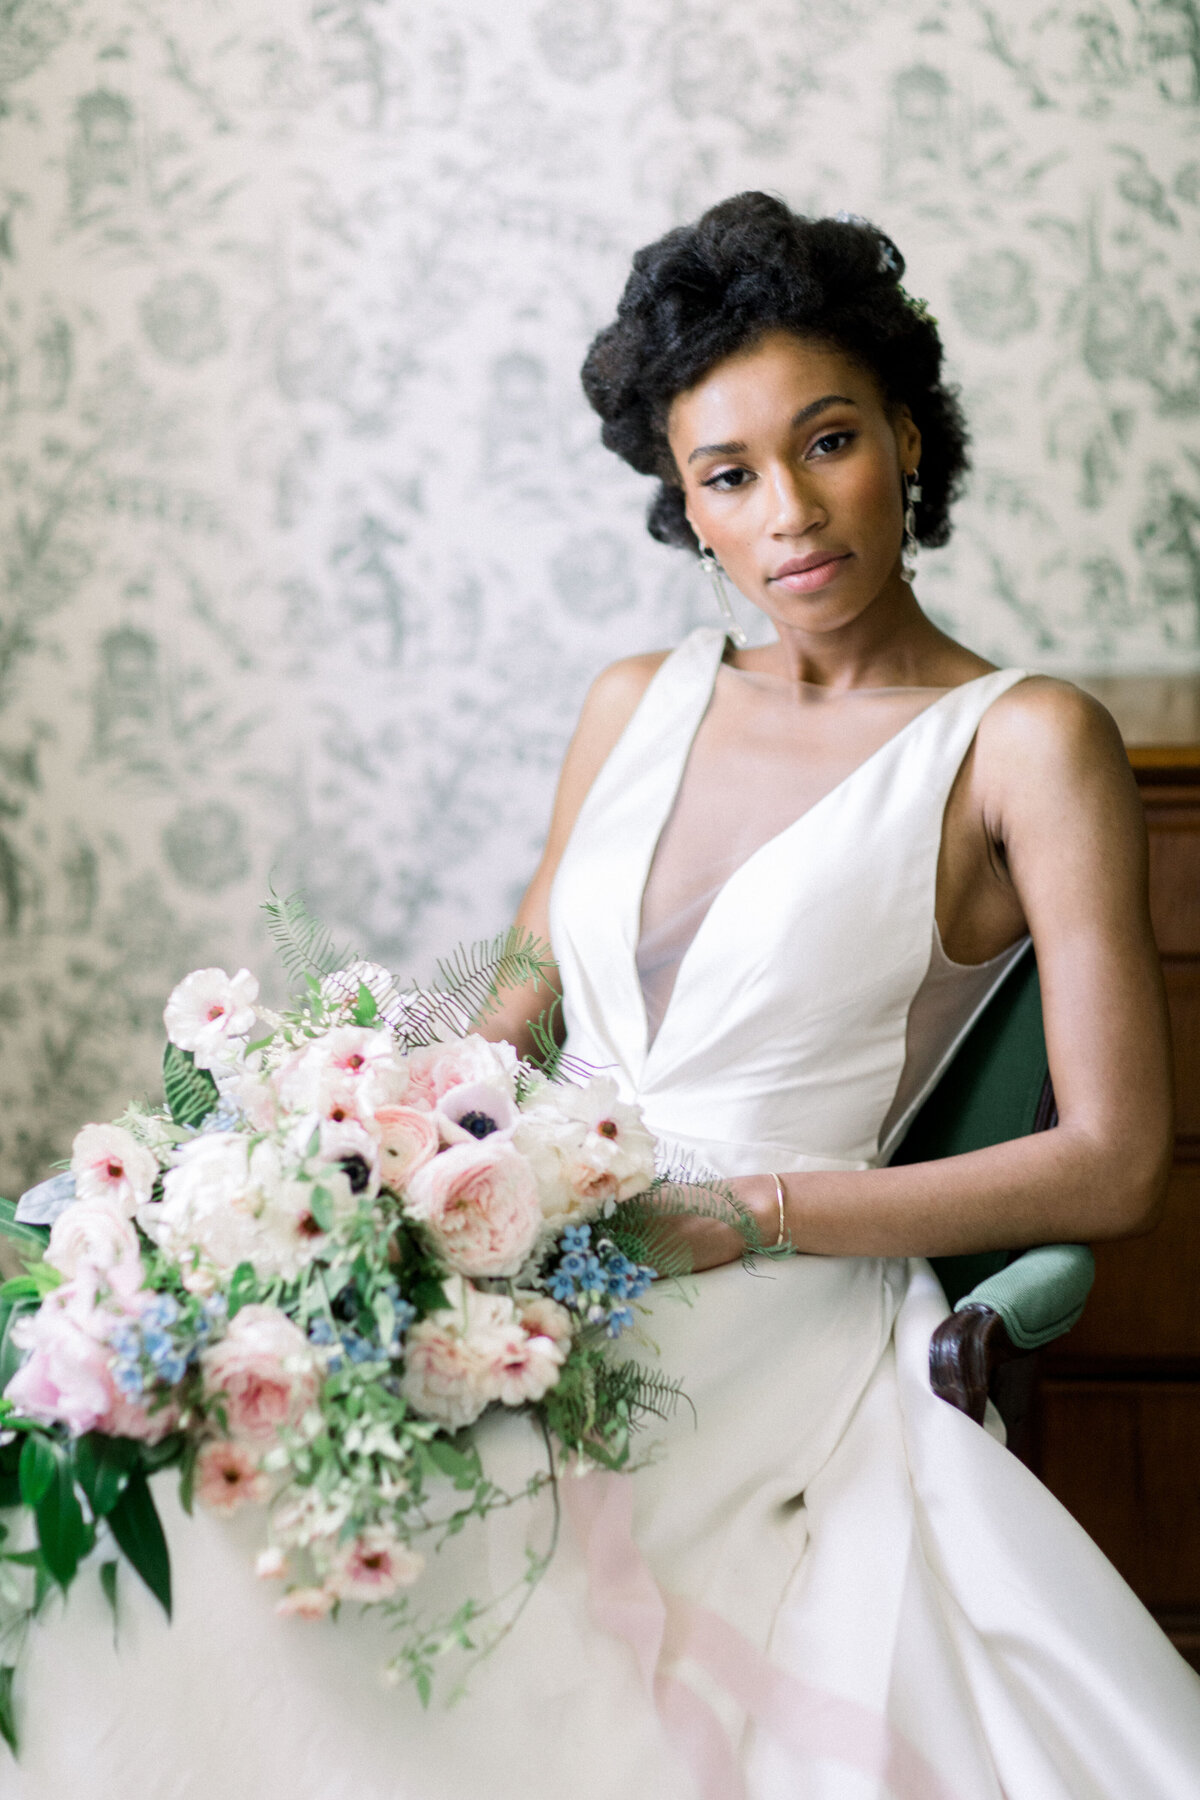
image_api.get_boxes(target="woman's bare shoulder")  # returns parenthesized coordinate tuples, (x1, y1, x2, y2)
(974, 675, 1141, 839)
(979, 675, 1130, 774)
(570, 649, 672, 763)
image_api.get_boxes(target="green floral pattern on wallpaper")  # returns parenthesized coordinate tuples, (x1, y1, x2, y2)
(0, 0, 1197, 1191)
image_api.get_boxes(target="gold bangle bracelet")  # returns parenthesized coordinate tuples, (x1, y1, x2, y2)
(771, 1172, 787, 1249)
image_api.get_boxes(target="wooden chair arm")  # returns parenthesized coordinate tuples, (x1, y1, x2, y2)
(929, 1302, 1024, 1425)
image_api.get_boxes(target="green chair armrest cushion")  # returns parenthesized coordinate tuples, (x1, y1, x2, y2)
(956, 1242, 1095, 1351)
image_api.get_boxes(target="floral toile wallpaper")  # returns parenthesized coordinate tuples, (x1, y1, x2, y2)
(0, 0, 1197, 1193)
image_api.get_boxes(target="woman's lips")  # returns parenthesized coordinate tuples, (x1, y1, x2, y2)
(770, 554, 851, 593)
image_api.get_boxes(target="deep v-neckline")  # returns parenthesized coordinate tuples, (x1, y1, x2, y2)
(632, 648, 1001, 1069)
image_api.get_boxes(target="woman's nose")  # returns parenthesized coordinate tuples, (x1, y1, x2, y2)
(765, 461, 824, 537)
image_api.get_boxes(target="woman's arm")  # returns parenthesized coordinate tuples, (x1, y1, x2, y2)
(474, 653, 668, 1059)
(683, 682, 1175, 1269)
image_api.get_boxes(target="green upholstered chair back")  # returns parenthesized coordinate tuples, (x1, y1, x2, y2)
(889, 947, 1053, 1309)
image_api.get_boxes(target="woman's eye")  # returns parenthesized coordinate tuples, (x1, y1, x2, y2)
(702, 467, 752, 491)
(809, 430, 856, 458)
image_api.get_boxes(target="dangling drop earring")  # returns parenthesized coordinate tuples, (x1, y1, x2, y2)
(901, 470, 922, 583)
(699, 545, 748, 647)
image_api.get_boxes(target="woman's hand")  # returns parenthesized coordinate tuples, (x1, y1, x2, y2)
(648, 1175, 782, 1274)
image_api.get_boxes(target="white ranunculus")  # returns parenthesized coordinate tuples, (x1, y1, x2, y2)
(164, 967, 260, 1071)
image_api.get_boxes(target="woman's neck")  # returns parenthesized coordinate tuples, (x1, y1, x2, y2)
(730, 583, 994, 692)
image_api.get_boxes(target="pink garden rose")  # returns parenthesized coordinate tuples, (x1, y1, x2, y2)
(195, 1439, 269, 1513)
(373, 1105, 440, 1192)
(163, 967, 259, 1071)
(200, 1304, 319, 1445)
(325, 1527, 424, 1602)
(403, 1035, 518, 1111)
(403, 1139, 541, 1277)
(46, 1201, 143, 1290)
(71, 1123, 158, 1217)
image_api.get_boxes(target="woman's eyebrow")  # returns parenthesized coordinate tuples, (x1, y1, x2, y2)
(686, 394, 859, 465)
(791, 392, 857, 427)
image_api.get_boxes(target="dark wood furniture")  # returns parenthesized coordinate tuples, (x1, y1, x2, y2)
(1036, 675, 1200, 1672)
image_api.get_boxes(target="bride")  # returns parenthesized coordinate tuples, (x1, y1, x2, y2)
(13, 193, 1200, 1798)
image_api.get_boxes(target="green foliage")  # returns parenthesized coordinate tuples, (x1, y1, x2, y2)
(74, 1434, 138, 1519)
(396, 928, 556, 1048)
(0, 1201, 49, 1260)
(21, 1437, 91, 1589)
(162, 1042, 219, 1129)
(539, 1344, 686, 1469)
(0, 1666, 16, 1756)
(107, 1470, 171, 1620)
(226, 1261, 258, 1320)
(263, 885, 356, 985)
(99, 1561, 119, 1635)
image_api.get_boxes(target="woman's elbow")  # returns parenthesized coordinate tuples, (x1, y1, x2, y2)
(1085, 1128, 1173, 1240)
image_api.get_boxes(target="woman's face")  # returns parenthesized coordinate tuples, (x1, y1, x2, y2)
(666, 330, 921, 637)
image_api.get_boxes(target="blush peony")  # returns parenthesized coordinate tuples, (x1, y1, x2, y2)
(400, 1277, 515, 1430)
(403, 1139, 541, 1277)
(71, 1123, 158, 1217)
(403, 1035, 518, 1111)
(200, 1304, 319, 1446)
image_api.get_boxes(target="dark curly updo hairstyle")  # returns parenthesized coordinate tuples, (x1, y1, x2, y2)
(580, 191, 969, 554)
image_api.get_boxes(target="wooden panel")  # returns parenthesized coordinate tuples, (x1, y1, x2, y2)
(1054, 1167, 1200, 1360)
(1143, 795, 1200, 955)
(1165, 960, 1200, 1144)
(1037, 1381, 1200, 1609)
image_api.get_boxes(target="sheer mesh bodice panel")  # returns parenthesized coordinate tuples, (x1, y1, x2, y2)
(635, 660, 1029, 1143)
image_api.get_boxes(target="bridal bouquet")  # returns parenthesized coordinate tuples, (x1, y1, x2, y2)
(0, 906, 710, 1751)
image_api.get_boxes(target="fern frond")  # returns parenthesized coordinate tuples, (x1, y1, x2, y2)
(433, 928, 556, 1024)
(263, 885, 357, 987)
(523, 999, 596, 1087)
(394, 928, 557, 1049)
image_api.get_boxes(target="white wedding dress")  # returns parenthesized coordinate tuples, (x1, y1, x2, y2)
(12, 628, 1200, 1799)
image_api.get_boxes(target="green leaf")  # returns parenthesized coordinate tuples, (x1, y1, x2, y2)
(20, 1261, 63, 1300)
(227, 1262, 257, 1320)
(18, 1434, 56, 1508)
(74, 1434, 139, 1518)
(351, 982, 378, 1026)
(0, 1276, 41, 1306)
(100, 1559, 119, 1634)
(308, 1185, 334, 1233)
(34, 1441, 89, 1589)
(0, 1299, 34, 1394)
(162, 1042, 220, 1129)
(0, 1198, 49, 1258)
(108, 1470, 171, 1619)
(0, 1664, 17, 1756)
(423, 1439, 478, 1489)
